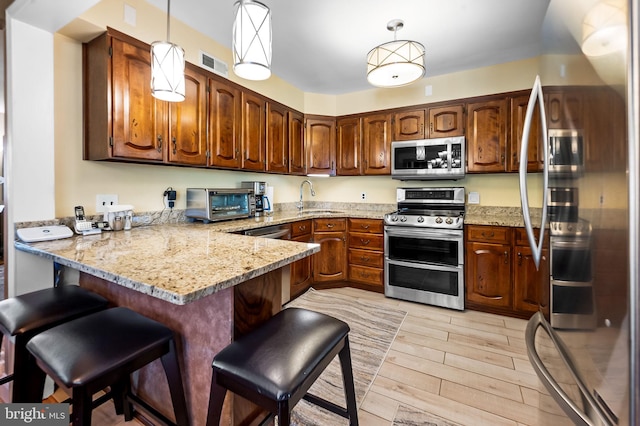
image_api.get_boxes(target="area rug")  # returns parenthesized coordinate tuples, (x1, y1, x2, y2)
(286, 288, 407, 425)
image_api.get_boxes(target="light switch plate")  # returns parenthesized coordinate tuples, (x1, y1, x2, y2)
(468, 191, 480, 204)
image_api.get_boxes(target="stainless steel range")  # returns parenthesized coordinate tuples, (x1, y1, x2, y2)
(384, 187, 465, 310)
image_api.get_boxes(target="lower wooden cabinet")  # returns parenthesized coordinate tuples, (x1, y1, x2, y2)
(290, 220, 313, 298)
(347, 218, 384, 289)
(312, 218, 347, 282)
(465, 225, 549, 319)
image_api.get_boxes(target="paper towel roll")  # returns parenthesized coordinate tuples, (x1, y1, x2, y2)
(265, 186, 274, 215)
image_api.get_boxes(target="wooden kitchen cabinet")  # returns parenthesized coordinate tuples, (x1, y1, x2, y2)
(466, 225, 550, 319)
(392, 104, 465, 141)
(208, 78, 242, 168)
(362, 113, 392, 175)
(466, 97, 508, 173)
(312, 218, 347, 282)
(241, 91, 266, 171)
(290, 220, 313, 298)
(546, 88, 583, 130)
(266, 101, 289, 173)
(288, 110, 306, 175)
(336, 117, 362, 176)
(509, 93, 544, 172)
(305, 116, 336, 175)
(347, 218, 384, 291)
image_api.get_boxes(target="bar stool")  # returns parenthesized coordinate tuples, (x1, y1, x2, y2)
(25, 307, 189, 426)
(0, 285, 109, 402)
(206, 307, 359, 426)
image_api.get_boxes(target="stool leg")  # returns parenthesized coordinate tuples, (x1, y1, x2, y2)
(71, 386, 93, 426)
(111, 377, 133, 420)
(205, 370, 227, 426)
(160, 338, 189, 426)
(338, 337, 359, 426)
(17, 342, 47, 403)
(276, 401, 291, 426)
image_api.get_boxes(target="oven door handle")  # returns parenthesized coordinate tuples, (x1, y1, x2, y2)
(518, 75, 549, 270)
(386, 258, 462, 272)
(384, 227, 462, 241)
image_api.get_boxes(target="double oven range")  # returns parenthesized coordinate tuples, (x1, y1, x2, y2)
(384, 187, 465, 310)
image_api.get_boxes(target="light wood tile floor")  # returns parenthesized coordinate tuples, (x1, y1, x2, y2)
(38, 288, 570, 425)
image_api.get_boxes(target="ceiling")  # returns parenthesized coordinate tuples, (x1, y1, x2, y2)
(145, 0, 565, 95)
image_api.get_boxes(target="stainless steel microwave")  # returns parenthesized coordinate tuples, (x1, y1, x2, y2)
(391, 136, 465, 180)
(548, 129, 583, 177)
(186, 188, 256, 223)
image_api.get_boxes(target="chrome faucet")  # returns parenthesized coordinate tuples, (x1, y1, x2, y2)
(297, 179, 315, 210)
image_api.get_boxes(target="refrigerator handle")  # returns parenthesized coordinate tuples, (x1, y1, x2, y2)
(525, 312, 613, 426)
(518, 75, 549, 270)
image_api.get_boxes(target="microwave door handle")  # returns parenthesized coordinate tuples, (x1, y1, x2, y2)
(525, 312, 612, 426)
(519, 75, 549, 270)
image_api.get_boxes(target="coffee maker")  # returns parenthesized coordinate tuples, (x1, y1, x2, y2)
(241, 181, 269, 216)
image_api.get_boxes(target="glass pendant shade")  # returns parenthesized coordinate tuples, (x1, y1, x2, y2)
(151, 41, 186, 102)
(233, 0, 272, 80)
(367, 40, 425, 88)
(581, 0, 627, 57)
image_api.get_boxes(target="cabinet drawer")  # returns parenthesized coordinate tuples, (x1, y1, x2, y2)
(314, 218, 346, 232)
(291, 220, 312, 237)
(514, 227, 548, 247)
(348, 248, 384, 268)
(348, 265, 383, 286)
(467, 225, 511, 243)
(348, 233, 384, 251)
(348, 218, 384, 234)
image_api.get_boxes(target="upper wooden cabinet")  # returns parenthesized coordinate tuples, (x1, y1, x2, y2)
(362, 112, 391, 175)
(509, 93, 544, 172)
(208, 78, 242, 168)
(336, 117, 362, 176)
(266, 101, 289, 173)
(305, 116, 336, 175)
(168, 64, 208, 166)
(241, 92, 266, 171)
(546, 88, 583, 130)
(466, 97, 508, 173)
(288, 110, 306, 175)
(392, 104, 464, 141)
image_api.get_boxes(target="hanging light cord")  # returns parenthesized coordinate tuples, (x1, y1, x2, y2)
(166, 0, 171, 41)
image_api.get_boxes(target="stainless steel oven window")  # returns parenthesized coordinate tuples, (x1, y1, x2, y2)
(550, 238, 592, 283)
(384, 227, 463, 267)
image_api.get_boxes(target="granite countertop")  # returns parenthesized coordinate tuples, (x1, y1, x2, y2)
(15, 223, 320, 305)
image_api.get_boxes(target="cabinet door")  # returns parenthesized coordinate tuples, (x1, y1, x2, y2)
(313, 231, 347, 282)
(305, 117, 336, 175)
(288, 110, 306, 175)
(362, 113, 391, 175)
(466, 98, 508, 172)
(547, 90, 583, 130)
(208, 78, 242, 168)
(241, 92, 266, 171)
(465, 241, 512, 308)
(393, 109, 425, 141)
(111, 38, 166, 161)
(336, 117, 361, 175)
(168, 64, 207, 165)
(513, 245, 549, 316)
(290, 233, 313, 298)
(266, 102, 288, 173)
(428, 104, 465, 138)
(509, 94, 543, 172)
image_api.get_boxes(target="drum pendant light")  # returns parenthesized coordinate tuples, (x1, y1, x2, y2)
(233, 0, 272, 80)
(367, 20, 425, 88)
(150, 0, 185, 102)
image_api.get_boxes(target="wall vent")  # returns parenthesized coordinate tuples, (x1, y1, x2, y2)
(198, 51, 229, 78)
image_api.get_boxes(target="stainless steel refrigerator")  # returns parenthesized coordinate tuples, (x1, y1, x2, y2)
(520, 0, 638, 424)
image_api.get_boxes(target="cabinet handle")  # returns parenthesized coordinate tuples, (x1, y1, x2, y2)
(504, 251, 509, 264)
(157, 135, 163, 152)
(299, 225, 306, 231)
(361, 224, 370, 229)
(429, 122, 433, 133)
(360, 239, 371, 245)
(481, 231, 495, 238)
(360, 256, 371, 262)
(172, 137, 177, 155)
(327, 223, 334, 228)
(518, 252, 523, 265)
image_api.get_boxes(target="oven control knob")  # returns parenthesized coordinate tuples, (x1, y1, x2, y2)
(567, 224, 574, 231)
(417, 216, 424, 223)
(400, 216, 407, 222)
(446, 217, 453, 225)
(391, 215, 398, 222)
(435, 217, 443, 224)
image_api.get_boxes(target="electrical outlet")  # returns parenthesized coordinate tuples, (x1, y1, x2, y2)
(468, 192, 480, 204)
(361, 192, 366, 200)
(96, 194, 118, 213)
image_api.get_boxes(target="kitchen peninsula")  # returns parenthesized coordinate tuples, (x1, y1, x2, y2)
(14, 223, 320, 426)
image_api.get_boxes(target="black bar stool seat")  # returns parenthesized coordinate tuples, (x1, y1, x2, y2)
(206, 307, 359, 426)
(0, 285, 109, 401)
(26, 307, 189, 426)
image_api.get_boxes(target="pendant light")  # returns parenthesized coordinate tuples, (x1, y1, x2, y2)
(233, 0, 272, 81)
(150, 0, 185, 102)
(367, 20, 425, 88)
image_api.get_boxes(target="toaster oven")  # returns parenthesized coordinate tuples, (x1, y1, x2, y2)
(186, 188, 256, 223)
